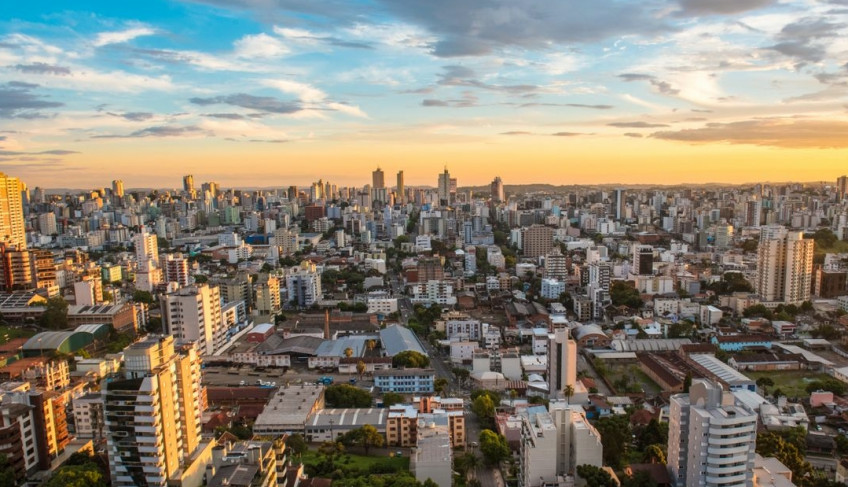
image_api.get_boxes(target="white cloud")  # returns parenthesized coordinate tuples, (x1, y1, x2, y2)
(327, 102, 368, 118)
(93, 27, 156, 47)
(262, 79, 326, 103)
(234, 33, 289, 59)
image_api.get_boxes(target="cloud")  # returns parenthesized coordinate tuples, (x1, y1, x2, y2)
(189, 93, 301, 114)
(248, 139, 289, 143)
(262, 79, 326, 102)
(14, 62, 71, 75)
(93, 125, 204, 139)
(380, 0, 668, 57)
(436, 65, 538, 94)
(205, 113, 250, 120)
(623, 132, 644, 138)
(0, 82, 63, 118)
(327, 102, 367, 118)
(108, 111, 155, 121)
(0, 149, 78, 156)
(233, 33, 289, 58)
(273, 26, 373, 50)
(609, 121, 669, 128)
(551, 132, 582, 136)
(618, 73, 680, 96)
(421, 91, 478, 108)
(650, 119, 848, 148)
(675, 0, 775, 15)
(93, 26, 156, 47)
(501, 131, 532, 135)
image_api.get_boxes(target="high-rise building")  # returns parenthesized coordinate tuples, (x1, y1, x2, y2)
(111, 179, 124, 198)
(161, 284, 225, 355)
(837, 175, 848, 201)
(182, 174, 195, 193)
(104, 336, 209, 487)
(134, 231, 159, 272)
(438, 167, 452, 206)
(631, 244, 654, 276)
(285, 261, 322, 307)
(372, 167, 385, 189)
(668, 380, 757, 487)
(521, 225, 554, 258)
(37, 212, 56, 235)
(547, 328, 576, 398)
(253, 274, 281, 314)
(755, 226, 814, 304)
(0, 173, 26, 250)
(613, 188, 626, 221)
(161, 253, 191, 288)
(396, 170, 405, 205)
(491, 176, 504, 202)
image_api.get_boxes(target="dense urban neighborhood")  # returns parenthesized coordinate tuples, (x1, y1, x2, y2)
(1, 170, 848, 487)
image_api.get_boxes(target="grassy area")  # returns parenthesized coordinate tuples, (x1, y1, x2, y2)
(0, 326, 36, 345)
(745, 370, 833, 399)
(300, 450, 409, 472)
(600, 362, 661, 395)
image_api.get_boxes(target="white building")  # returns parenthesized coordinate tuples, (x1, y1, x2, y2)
(756, 226, 814, 304)
(450, 341, 478, 364)
(668, 380, 758, 487)
(72, 393, 103, 438)
(160, 284, 225, 356)
(410, 280, 456, 306)
(285, 262, 323, 307)
(547, 329, 577, 399)
(540, 278, 566, 300)
(104, 336, 212, 487)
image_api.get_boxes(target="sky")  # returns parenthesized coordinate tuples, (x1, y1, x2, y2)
(1, 0, 848, 189)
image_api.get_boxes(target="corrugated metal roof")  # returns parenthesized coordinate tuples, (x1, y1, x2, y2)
(379, 324, 426, 357)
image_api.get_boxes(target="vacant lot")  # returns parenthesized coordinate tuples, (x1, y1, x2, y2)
(300, 450, 409, 472)
(0, 326, 36, 345)
(745, 370, 833, 399)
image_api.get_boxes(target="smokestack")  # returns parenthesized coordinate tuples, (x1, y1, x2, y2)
(324, 309, 330, 339)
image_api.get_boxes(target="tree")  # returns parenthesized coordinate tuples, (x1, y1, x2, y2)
(635, 418, 668, 451)
(325, 384, 372, 408)
(453, 367, 470, 387)
(575, 464, 617, 487)
(356, 361, 367, 379)
(683, 372, 692, 393)
(806, 378, 847, 396)
(756, 431, 812, 482)
(367, 339, 377, 352)
(0, 454, 16, 487)
(43, 464, 107, 487)
(392, 350, 429, 368)
(642, 444, 666, 464)
(610, 281, 643, 309)
(757, 377, 775, 397)
(339, 425, 385, 455)
(39, 296, 68, 329)
(479, 430, 510, 466)
(382, 392, 404, 408)
(132, 290, 154, 304)
(471, 395, 496, 427)
(595, 415, 631, 469)
(434, 377, 448, 394)
(286, 433, 308, 457)
(563, 384, 575, 405)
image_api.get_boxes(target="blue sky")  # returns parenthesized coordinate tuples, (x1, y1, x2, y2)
(1, 0, 848, 187)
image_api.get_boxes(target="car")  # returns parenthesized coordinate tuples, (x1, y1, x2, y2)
(239, 380, 246, 386)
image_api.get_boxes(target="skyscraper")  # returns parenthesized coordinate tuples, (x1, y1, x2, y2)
(0, 173, 26, 250)
(547, 328, 576, 398)
(161, 284, 225, 355)
(631, 244, 654, 276)
(372, 167, 385, 189)
(837, 175, 848, 201)
(522, 224, 554, 258)
(104, 336, 208, 487)
(396, 170, 405, 204)
(438, 167, 452, 206)
(182, 174, 194, 193)
(111, 179, 124, 198)
(668, 380, 757, 487)
(755, 226, 814, 304)
(612, 188, 626, 221)
(491, 176, 504, 202)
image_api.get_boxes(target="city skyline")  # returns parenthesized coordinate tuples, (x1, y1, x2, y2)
(2, 1, 848, 187)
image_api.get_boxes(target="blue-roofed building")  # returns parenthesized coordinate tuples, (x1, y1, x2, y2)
(379, 324, 426, 357)
(374, 368, 435, 394)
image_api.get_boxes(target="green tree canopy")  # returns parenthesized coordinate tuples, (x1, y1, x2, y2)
(39, 296, 68, 329)
(576, 464, 617, 487)
(43, 464, 107, 487)
(479, 430, 510, 466)
(325, 384, 372, 408)
(595, 414, 631, 469)
(391, 350, 430, 368)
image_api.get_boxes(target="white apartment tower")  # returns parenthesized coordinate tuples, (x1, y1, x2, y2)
(285, 262, 322, 307)
(668, 380, 758, 487)
(104, 336, 206, 487)
(547, 328, 577, 399)
(755, 226, 814, 304)
(160, 284, 225, 355)
(0, 173, 26, 250)
(161, 253, 191, 288)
